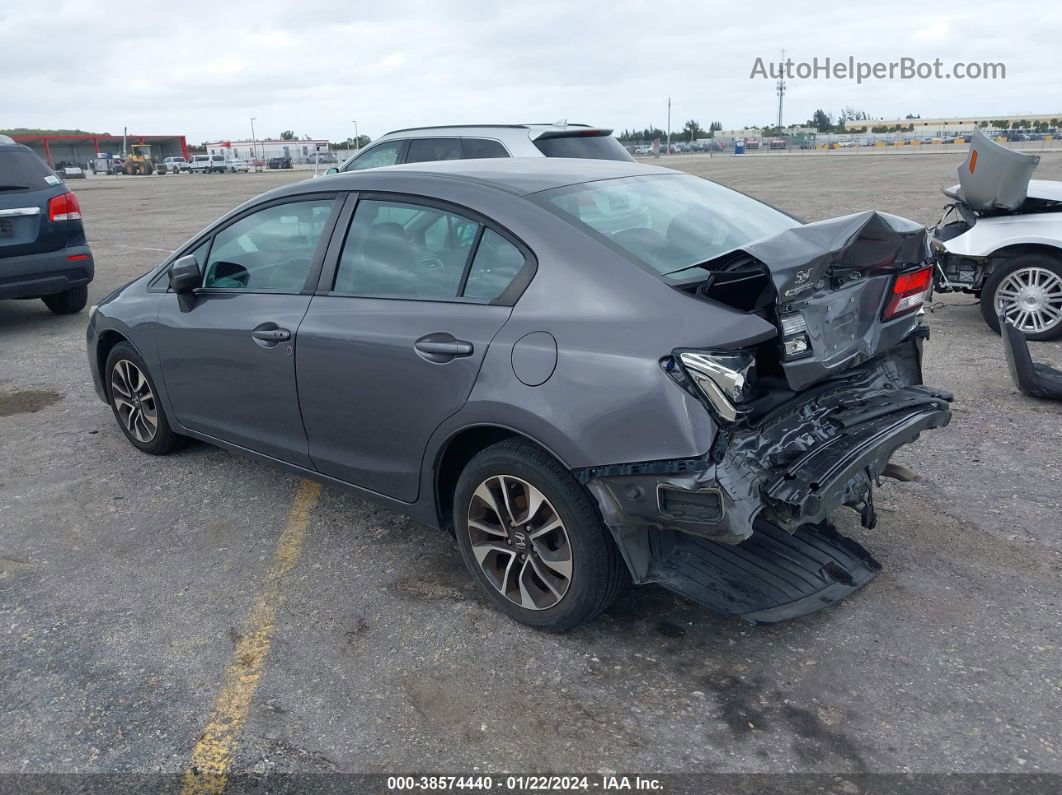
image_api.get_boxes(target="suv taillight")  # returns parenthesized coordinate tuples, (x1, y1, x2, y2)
(48, 191, 82, 222)
(883, 265, 932, 320)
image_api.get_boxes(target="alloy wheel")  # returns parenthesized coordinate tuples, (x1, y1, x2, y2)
(994, 266, 1062, 334)
(110, 359, 159, 443)
(466, 475, 573, 610)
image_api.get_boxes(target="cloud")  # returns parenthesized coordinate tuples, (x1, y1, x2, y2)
(1, 0, 1057, 142)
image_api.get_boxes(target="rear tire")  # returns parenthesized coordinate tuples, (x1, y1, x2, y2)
(105, 342, 184, 455)
(981, 254, 1062, 340)
(453, 440, 628, 631)
(42, 284, 88, 314)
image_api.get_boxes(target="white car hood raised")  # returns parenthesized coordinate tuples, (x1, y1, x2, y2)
(947, 128, 1041, 211)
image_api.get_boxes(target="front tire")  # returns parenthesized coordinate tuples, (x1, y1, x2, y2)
(453, 441, 628, 631)
(105, 342, 184, 455)
(42, 284, 88, 314)
(981, 254, 1062, 340)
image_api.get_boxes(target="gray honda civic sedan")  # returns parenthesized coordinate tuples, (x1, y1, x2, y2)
(87, 158, 951, 630)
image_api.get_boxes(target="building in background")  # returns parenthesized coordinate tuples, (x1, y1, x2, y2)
(205, 138, 331, 164)
(8, 132, 188, 167)
(872, 114, 1060, 136)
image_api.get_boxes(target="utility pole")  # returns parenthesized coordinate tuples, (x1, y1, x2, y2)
(776, 50, 786, 131)
(353, 120, 360, 152)
(250, 116, 258, 171)
(666, 97, 672, 154)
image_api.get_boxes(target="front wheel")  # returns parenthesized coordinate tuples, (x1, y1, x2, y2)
(42, 284, 87, 314)
(453, 441, 628, 631)
(982, 255, 1062, 340)
(105, 342, 184, 455)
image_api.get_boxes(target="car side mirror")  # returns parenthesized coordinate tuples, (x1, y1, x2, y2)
(169, 254, 202, 294)
(324, 166, 339, 176)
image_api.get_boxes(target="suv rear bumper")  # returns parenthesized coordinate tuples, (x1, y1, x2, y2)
(0, 245, 94, 299)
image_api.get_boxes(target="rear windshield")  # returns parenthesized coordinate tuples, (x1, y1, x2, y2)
(533, 134, 634, 162)
(0, 147, 55, 190)
(541, 174, 799, 277)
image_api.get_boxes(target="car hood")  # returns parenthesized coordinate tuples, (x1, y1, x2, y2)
(947, 128, 1040, 211)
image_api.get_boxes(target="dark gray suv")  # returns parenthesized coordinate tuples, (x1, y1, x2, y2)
(1, 136, 94, 313)
(87, 159, 950, 630)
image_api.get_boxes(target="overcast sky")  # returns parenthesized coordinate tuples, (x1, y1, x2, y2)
(2, 1, 1059, 143)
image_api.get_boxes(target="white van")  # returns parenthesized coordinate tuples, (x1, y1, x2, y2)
(188, 154, 225, 174)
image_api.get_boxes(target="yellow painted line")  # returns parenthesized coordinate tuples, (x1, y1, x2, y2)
(181, 479, 322, 795)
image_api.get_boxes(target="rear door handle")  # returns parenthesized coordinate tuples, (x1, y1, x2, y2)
(252, 327, 291, 342)
(415, 340, 473, 356)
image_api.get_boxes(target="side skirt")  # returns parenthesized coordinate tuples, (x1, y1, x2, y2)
(180, 429, 441, 527)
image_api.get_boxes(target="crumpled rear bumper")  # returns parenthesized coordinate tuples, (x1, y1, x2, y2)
(584, 335, 951, 547)
(581, 335, 951, 621)
(756, 384, 950, 531)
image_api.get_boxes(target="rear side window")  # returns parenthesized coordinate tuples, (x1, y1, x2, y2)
(463, 230, 526, 300)
(406, 138, 462, 164)
(462, 138, 508, 159)
(533, 134, 634, 161)
(0, 147, 56, 190)
(333, 198, 530, 303)
(334, 199, 476, 299)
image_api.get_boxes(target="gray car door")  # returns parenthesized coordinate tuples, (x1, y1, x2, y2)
(296, 194, 533, 502)
(155, 195, 341, 466)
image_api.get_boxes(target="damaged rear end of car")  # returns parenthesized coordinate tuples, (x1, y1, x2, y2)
(575, 208, 952, 623)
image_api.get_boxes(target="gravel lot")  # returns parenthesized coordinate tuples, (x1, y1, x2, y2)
(1, 155, 1060, 781)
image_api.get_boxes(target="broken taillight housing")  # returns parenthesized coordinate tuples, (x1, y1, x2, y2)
(883, 265, 933, 321)
(779, 311, 811, 359)
(671, 350, 757, 423)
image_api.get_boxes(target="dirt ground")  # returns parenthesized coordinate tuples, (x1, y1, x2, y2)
(1, 154, 1060, 783)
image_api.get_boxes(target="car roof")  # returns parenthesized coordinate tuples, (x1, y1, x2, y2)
(313, 157, 680, 197)
(381, 122, 600, 137)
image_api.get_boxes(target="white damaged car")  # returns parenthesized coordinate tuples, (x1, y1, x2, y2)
(931, 129, 1062, 340)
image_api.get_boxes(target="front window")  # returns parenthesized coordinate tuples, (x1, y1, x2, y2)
(203, 199, 335, 291)
(344, 141, 404, 171)
(541, 174, 799, 277)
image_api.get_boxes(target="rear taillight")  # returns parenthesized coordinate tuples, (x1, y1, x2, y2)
(883, 265, 933, 320)
(48, 191, 82, 222)
(669, 350, 757, 423)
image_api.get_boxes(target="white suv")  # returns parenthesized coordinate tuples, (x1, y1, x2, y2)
(330, 123, 633, 173)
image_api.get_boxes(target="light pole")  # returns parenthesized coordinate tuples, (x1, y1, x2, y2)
(666, 97, 672, 155)
(250, 116, 258, 171)
(352, 120, 360, 153)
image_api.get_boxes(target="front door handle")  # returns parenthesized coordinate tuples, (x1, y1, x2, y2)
(252, 328, 291, 342)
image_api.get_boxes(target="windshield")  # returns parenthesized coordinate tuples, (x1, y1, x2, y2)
(542, 174, 800, 276)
